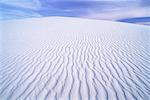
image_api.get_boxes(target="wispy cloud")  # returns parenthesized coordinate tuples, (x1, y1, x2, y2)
(0, 0, 41, 10)
(83, 4, 150, 20)
(0, 0, 41, 20)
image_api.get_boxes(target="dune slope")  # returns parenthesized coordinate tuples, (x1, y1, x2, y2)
(0, 17, 150, 100)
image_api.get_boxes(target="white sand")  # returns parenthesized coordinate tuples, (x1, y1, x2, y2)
(0, 17, 150, 100)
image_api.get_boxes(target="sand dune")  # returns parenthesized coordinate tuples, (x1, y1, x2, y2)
(0, 17, 150, 100)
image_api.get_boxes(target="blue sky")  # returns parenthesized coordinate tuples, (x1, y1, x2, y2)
(0, 0, 150, 25)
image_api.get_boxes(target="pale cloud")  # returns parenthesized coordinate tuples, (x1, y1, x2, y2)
(84, 8, 150, 20)
(0, 0, 41, 10)
(0, 8, 41, 20)
(0, 0, 42, 20)
(81, 1, 150, 21)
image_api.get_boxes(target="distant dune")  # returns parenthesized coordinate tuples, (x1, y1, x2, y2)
(118, 17, 150, 26)
(0, 17, 150, 100)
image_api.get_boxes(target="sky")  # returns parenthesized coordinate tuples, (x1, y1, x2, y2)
(0, 0, 150, 25)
